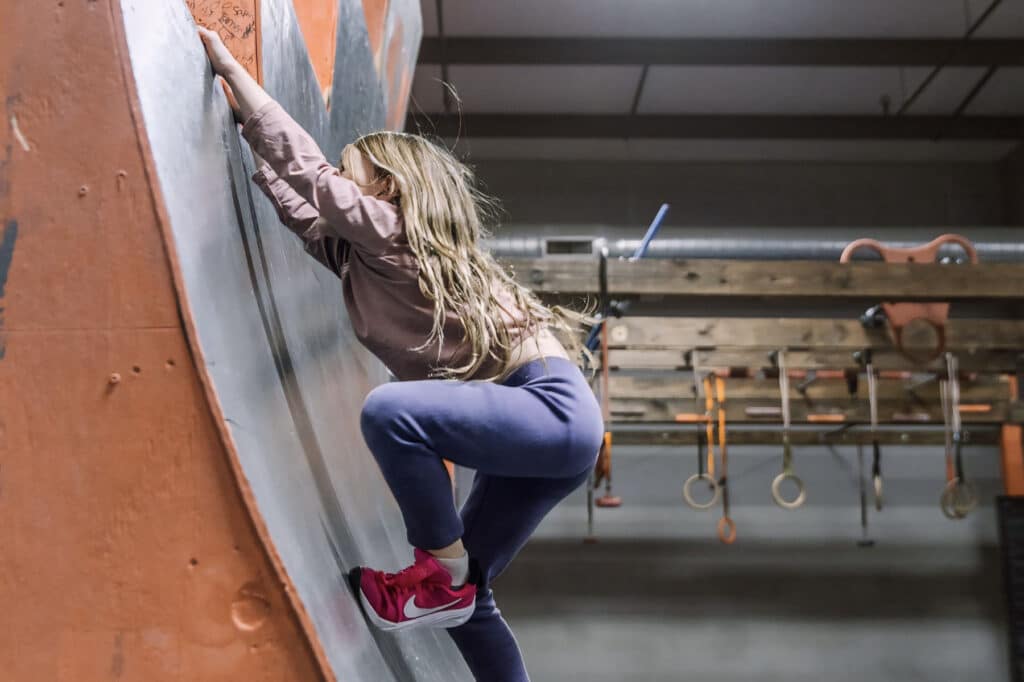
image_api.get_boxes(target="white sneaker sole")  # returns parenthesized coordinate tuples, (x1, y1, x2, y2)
(359, 590, 476, 632)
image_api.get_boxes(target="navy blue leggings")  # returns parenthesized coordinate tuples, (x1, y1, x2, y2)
(360, 356, 604, 681)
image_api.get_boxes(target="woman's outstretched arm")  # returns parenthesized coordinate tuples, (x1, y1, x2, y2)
(197, 27, 401, 253)
(198, 27, 271, 120)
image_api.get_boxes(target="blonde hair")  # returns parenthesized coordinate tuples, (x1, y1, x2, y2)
(352, 131, 595, 382)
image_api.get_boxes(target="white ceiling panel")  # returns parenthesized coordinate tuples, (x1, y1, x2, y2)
(448, 137, 1017, 163)
(638, 66, 931, 115)
(965, 67, 1024, 114)
(421, 65, 643, 113)
(428, 0, 981, 38)
(902, 67, 991, 115)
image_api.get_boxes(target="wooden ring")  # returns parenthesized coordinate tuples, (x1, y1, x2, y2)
(717, 516, 737, 544)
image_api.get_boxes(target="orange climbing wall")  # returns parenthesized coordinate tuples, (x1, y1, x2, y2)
(293, 0, 340, 104)
(362, 0, 389, 62)
(0, 2, 320, 680)
(384, 14, 413, 129)
(186, 0, 262, 83)
(292, 0, 412, 125)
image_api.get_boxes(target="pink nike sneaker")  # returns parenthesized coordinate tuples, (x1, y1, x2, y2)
(350, 549, 476, 631)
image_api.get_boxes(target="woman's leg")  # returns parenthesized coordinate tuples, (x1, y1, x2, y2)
(446, 469, 591, 682)
(354, 359, 602, 648)
(358, 362, 603, 551)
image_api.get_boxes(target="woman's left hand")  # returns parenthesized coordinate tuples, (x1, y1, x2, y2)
(197, 26, 239, 77)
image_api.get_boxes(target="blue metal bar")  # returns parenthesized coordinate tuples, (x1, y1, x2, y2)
(585, 204, 670, 351)
(630, 203, 670, 260)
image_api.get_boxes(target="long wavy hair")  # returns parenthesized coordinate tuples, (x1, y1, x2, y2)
(351, 131, 595, 381)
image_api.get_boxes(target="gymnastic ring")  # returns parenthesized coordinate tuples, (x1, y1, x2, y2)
(940, 479, 977, 520)
(946, 477, 978, 514)
(940, 485, 967, 520)
(717, 516, 737, 545)
(682, 473, 721, 510)
(771, 473, 807, 510)
(944, 478, 978, 517)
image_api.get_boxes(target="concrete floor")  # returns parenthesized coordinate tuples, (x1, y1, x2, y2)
(451, 430, 1010, 681)
(494, 539, 1009, 682)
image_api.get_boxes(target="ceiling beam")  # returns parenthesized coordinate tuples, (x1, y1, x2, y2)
(418, 38, 1024, 67)
(407, 113, 1024, 140)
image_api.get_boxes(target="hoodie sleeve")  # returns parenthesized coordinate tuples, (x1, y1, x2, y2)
(251, 163, 347, 274)
(241, 100, 403, 254)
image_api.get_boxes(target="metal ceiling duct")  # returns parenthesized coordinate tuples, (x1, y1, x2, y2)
(486, 236, 1024, 261)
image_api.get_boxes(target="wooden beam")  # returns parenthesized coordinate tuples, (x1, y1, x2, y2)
(608, 374, 1011, 403)
(609, 398, 1016, 424)
(611, 427, 1001, 447)
(604, 348, 1024, 372)
(503, 258, 1024, 299)
(419, 38, 1024, 67)
(604, 317, 1024, 351)
(412, 113, 1024, 140)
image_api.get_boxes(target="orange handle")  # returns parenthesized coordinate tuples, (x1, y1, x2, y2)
(840, 234, 978, 264)
(808, 414, 846, 423)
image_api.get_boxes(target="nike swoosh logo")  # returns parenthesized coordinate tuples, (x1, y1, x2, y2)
(403, 595, 463, 619)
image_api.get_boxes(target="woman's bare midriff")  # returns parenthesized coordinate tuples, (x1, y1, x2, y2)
(497, 327, 572, 382)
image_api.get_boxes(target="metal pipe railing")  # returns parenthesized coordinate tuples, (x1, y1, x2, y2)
(487, 236, 1024, 262)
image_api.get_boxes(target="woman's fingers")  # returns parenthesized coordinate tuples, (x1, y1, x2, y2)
(198, 27, 244, 121)
(196, 26, 219, 53)
(196, 26, 238, 76)
(197, 26, 223, 48)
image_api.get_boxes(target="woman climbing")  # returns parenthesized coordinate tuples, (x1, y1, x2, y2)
(199, 27, 604, 682)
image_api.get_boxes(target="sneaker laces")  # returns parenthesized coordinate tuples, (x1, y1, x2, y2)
(380, 561, 434, 589)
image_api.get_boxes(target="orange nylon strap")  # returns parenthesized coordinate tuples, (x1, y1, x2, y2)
(594, 322, 622, 507)
(715, 376, 726, 478)
(715, 377, 736, 544)
(1004, 376, 1024, 496)
(703, 376, 716, 478)
(1003, 425, 1024, 496)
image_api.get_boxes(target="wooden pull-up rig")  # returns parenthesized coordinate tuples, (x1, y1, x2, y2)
(502, 237, 1024, 541)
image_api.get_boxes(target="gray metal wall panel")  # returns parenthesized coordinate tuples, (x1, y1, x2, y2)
(119, 1, 467, 679)
(327, 0, 387, 145)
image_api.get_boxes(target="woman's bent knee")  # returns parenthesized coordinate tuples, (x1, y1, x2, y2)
(360, 383, 403, 447)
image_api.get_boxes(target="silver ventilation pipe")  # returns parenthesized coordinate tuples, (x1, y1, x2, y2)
(486, 236, 1024, 262)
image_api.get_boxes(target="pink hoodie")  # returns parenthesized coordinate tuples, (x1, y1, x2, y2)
(241, 101, 532, 381)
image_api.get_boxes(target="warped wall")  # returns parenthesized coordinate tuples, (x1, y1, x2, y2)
(1, 0, 469, 680)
